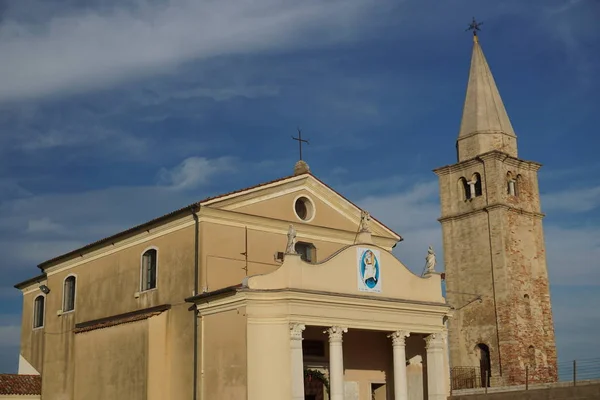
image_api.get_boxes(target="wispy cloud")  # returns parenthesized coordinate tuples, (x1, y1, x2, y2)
(0, 0, 388, 103)
(157, 156, 236, 190)
(26, 217, 64, 234)
(542, 186, 600, 213)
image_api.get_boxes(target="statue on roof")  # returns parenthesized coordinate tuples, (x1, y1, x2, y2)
(285, 224, 297, 254)
(425, 245, 437, 274)
(359, 210, 371, 233)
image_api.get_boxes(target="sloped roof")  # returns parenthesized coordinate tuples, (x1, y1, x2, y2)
(73, 304, 171, 334)
(33, 172, 400, 272)
(0, 374, 41, 395)
(35, 174, 297, 271)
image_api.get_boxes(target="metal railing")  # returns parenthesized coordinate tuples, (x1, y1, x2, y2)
(557, 357, 600, 384)
(451, 357, 600, 393)
(450, 366, 487, 391)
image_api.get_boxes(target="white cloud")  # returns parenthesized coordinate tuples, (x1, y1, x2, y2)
(0, 0, 385, 102)
(26, 217, 64, 234)
(541, 186, 600, 213)
(157, 156, 236, 190)
(166, 85, 281, 103)
(545, 225, 600, 286)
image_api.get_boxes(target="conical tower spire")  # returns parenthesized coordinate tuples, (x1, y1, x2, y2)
(456, 33, 518, 161)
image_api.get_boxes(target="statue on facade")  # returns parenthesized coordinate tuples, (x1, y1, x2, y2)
(285, 224, 297, 254)
(425, 245, 436, 274)
(359, 210, 371, 233)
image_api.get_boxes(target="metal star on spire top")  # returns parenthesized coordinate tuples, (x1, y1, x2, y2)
(466, 17, 483, 36)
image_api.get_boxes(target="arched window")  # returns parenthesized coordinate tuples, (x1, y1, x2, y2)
(63, 276, 76, 312)
(141, 248, 158, 291)
(476, 343, 491, 387)
(459, 177, 471, 200)
(473, 173, 483, 197)
(33, 295, 45, 328)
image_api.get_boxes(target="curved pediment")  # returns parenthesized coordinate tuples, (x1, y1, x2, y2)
(245, 244, 445, 304)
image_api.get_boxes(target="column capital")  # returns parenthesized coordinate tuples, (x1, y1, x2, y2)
(290, 323, 306, 340)
(425, 333, 444, 350)
(324, 326, 348, 343)
(388, 330, 410, 347)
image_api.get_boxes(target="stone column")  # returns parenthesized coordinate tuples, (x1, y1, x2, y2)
(290, 323, 306, 400)
(425, 333, 446, 400)
(325, 326, 347, 400)
(389, 330, 410, 400)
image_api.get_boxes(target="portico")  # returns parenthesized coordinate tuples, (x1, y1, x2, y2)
(189, 236, 451, 400)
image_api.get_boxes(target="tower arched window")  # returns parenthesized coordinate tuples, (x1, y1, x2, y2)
(459, 177, 471, 200)
(473, 173, 483, 197)
(63, 275, 76, 312)
(33, 295, 45, 328)
(141, 248, 158, 291)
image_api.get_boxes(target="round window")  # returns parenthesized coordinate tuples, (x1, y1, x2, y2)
(294, 196, 314, 221)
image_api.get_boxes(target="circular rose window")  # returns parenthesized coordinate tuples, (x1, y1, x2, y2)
(294, 196, 315, 221)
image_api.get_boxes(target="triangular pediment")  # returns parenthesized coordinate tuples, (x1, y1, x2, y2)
(200, 173, 400, 241)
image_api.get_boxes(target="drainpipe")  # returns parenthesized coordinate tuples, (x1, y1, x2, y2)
(191, 205, 200, 400)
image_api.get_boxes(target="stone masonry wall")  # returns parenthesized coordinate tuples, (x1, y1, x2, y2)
(436, 151, 558, 388)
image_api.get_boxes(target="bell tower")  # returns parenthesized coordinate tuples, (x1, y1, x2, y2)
(433, 32, 558, 386)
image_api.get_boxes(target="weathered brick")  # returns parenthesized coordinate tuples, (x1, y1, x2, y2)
(435, 152, 558, 387)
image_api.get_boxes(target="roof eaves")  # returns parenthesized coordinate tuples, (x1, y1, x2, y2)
(73, 304, 171, 334)
(14, 273, 47, 290)
(185, 284, 242, 303)
(307, 173, 403, 241)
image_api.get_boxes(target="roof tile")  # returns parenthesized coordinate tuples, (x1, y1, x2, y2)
(0, 374, 41, 395)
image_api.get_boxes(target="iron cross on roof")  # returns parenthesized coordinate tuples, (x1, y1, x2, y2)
(291, 127, 309, 161)
(466, 17, 483, 36)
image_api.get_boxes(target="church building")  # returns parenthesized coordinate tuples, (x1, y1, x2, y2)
(11, 32, 557, 400)
(14, 161, 451, 400)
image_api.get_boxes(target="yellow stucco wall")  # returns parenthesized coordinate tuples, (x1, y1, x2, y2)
(234, 190, 359, 232)
(19, 290, 45, 374)
(202, 309, 247, 399)
(73, 320, 148, 400)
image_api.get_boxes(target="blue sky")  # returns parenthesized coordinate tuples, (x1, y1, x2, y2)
(0, 0, 598, 374)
